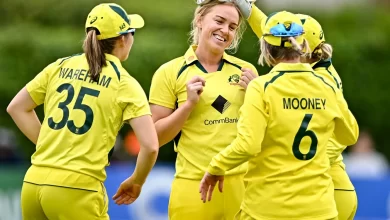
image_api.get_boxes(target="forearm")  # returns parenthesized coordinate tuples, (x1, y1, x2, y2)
(247, 4, 267, 38)
(155, 102, 194, 146)
(132, 147, 158, 185)
(207, 141, 254, 175)
(8, 110, 41, 144)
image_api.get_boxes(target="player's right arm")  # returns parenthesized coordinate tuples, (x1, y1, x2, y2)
(7, 62, 55, 144)
(333, 90, 359, 146)
(234, 0, 267, 39)
(121, 76, 159, 184)
(149, 64, 205, 147)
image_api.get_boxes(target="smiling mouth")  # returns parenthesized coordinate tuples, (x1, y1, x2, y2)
(213, 34, 227, 42)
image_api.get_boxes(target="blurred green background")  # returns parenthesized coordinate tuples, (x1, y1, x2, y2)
(1, 0, 389, 162)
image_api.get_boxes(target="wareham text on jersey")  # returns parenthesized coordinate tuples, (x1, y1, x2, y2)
(283, 97, 326, 110)
(59, 68, 112, 88)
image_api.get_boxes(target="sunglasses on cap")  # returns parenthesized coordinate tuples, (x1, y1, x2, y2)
(263, 22, 304, 37)
(196, 0, 256, 5)
(118, 28, 136, 36)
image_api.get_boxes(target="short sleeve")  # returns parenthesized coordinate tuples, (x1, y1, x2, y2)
(26, 62, 55, 105)
(117, 76, 151, 122)
(149, 63, 177, 109)
(333, 89, 359, 146)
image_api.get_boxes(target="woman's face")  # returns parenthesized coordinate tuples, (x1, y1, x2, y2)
(197, 4, 239, 54)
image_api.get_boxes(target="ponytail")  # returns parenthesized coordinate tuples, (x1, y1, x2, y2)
(83, 28, 120, 82)
(259, 37, 311, 67)
(288, 37, 311, 58)
(311, 42, 333, 60)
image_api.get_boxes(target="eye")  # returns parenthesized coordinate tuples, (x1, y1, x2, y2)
(229, 26, 237, 31)
(215, 19, 223, 24)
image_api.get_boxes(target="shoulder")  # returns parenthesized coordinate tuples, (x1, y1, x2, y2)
(224, 54, 258, 71)
(256, 71, 286, 92)
(153, 56, 186, 80)
(57, 53, 84, 66)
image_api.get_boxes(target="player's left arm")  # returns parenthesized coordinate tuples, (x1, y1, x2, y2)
(207, 79, 268, 175)
(6, 62, 53, 144)
(333, 90, 359, 146)
(234, 0, 267, 39)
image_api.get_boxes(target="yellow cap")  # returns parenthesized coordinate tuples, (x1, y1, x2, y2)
(262, 11, 304, 47)
(85, 3, 145, 40)
(296, 14, 325, 53)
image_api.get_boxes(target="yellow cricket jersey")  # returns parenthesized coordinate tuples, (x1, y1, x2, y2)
(24, 53, 150, 191)
(248, 5, 352, 169)
(149, 46, 258, 180)
(207, 63, 359, 220)
(312, 59, 355, 190)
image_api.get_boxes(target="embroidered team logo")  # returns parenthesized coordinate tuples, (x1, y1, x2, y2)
(228, 74, 240, 83)
(283, 22, 292, 31)
(319, 30, 324, 40)
(89, 16, 98, 24)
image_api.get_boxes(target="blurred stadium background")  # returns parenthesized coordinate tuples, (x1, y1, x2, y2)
(1, 0, 390, 219)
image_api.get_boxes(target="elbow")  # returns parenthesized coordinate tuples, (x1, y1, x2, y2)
(143, 141, 159, 156)
(6, 102, 17, 116)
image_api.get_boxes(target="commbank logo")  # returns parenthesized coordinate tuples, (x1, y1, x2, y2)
(211, 95, 231, 114)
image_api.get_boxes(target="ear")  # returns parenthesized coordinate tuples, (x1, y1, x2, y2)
(196, 15, 203, 29)
(119, 35, 127, 47)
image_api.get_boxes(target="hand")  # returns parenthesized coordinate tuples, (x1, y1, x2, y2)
(112, 176, 142, 205)
(230, 68, 257, 90)
(231, 0, 253, 19)
(186, 76, 206, 106)
(199, 172, 224, 203)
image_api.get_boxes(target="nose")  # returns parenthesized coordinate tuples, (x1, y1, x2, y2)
(221, 24, 229, 34)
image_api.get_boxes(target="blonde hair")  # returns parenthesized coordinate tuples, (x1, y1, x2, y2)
(311, 42, 333, 60)
(82, 28, 125, 82)
(189, 0, 246, 53)
(259, 37, 311, 66)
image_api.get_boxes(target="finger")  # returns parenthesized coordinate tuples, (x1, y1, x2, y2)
(241, 76, 250, 84)
(218, 178, 224, 193)
(123, 197, 137, 205)
(242, 68, 257, 80)
(198, 87, 204, 95)
(201, 185, 208, 203)
(207, 184, 215, 202)
(116, 195, 131, 205)
(242, 71, 255, 81)
(112, 188, 123, 200)
(189, 85, 204, 92)
(189, 82, 204, 87)
(230, 80, 248, 89)
(199, 180, 204, 193)
(188, 76, 206, 85)
(201, 183, 209, 203)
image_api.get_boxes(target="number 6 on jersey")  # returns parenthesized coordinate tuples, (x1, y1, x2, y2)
(292, 114, 318, 160)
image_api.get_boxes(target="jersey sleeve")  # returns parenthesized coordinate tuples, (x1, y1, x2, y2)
(26, 62, 55, 105)
(333, 90, 359, 147)
(248, 4, 268, 39)
(149, 63, 177, 109)
(207, 79, 268, 175)
(117, 76, 151, 122)
(326, 135, 347, 164)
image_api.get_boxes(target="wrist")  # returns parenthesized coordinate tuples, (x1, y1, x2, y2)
(183, 100, 197, 111)
(130, 173, 145, 186)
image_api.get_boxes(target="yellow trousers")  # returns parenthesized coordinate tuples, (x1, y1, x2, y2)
(168, 174, 245, 220)
(21, 181, 109, 220)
